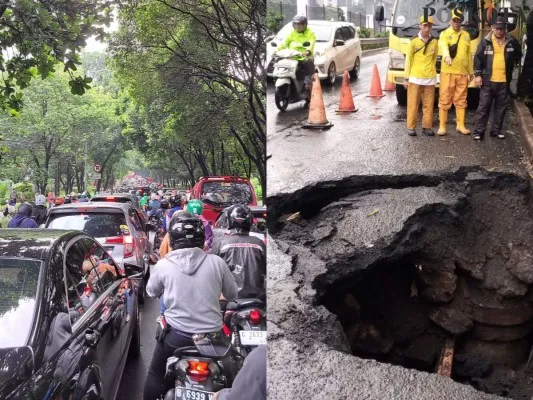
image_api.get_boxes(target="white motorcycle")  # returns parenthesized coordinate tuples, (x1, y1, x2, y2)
(272, 43, 313, 112)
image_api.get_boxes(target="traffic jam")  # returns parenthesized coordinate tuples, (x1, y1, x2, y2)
(0, 175, 266, 400)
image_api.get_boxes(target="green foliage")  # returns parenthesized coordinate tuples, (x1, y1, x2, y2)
(250, 177, 263, 204)
(376, 30, 390, 38)
(359, 27, 372, 38)
(13, 182, 34, 201)
(0, 181, 12, 204)
(267, 12, 285, 35)
(0, 1, 120, 112)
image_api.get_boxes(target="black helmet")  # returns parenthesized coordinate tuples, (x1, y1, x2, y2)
(292, 15, 308, 30)
(227, 204, 253, 234)
(169, 195, 181, 208)
(18, 203, 33, 218)
(160, 199, 170, 210)
(168, 212, 205, 250)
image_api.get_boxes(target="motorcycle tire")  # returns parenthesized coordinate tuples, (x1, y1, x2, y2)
(275, 87, 290, 112)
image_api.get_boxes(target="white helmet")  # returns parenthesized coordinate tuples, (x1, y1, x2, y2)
(35, 194, 46, 206)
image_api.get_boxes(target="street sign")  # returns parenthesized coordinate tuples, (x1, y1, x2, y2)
(93, 164, 102, 173)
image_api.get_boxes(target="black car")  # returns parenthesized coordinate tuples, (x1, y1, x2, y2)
(0, 229, 142, 399)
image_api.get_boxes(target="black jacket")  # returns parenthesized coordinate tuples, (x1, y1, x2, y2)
(474, 32, 521, 84)
(209, 233, 266, 301)
(32, 205, 48, 225)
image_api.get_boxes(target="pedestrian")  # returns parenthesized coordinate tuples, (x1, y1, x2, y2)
(404, 16, 439, 136)
(7, 203, 38, 228)
(437, 9, 475, 136)
(472, 16, 522, 140)
(47, 192, 55, 208)
(3, 199, 16, 217)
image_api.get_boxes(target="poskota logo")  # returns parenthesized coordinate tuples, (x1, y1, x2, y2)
(421, 6, 526, 26)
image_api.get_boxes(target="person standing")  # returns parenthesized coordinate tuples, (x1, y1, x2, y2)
(437, 9, 475, 136)
(404, 16, 439, 136)
(472, 16, 522, 140)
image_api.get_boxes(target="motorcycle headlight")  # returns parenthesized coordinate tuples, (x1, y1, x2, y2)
(389, 49, 406, 70)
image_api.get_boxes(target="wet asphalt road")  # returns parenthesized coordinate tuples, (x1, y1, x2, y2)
(117, 294, 159, 400)
(267, 49, 526, 197)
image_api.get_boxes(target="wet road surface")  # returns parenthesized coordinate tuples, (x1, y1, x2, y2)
(267, 50, 526, 197)
(117, 293, 159, 399)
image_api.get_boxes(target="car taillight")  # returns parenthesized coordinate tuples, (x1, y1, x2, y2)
(106, 196, 117, 201)
(249, 309, 261, 325)
(186, 361, 210, 382)
(105, 235, 134, 258)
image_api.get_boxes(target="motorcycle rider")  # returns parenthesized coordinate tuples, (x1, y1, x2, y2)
(162, 195, 183, 232)
(276, 15, 316, 91)
(32, 194, 48, 225)
(8, 203, 38, 228)
(209, 204, 266, 301)
(143, 212, 238, 400)
(147, 194, 162, 218)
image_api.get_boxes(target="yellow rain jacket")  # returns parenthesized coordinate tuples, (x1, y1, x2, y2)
(405, 35, 439, 79)
(439, 27, 474, 75)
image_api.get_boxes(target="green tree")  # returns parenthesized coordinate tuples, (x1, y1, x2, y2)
(0, 1, 119, 113)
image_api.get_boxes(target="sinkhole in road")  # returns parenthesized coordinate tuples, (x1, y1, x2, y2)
(271, 171, 533, 399)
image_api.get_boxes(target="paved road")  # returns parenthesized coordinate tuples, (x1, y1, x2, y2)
(267, 49, 525, 198)
(117, 292, 159, 400)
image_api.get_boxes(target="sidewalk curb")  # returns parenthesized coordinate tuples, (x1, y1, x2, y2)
(513, 99, 533, 158)
(362, 48, 388, 57)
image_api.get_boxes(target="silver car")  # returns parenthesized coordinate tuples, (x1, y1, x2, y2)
(45, 202, 151, 303)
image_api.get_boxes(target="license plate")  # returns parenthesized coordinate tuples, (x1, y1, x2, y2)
(175, 387, 214, 400)
(239, 330, 267, 345)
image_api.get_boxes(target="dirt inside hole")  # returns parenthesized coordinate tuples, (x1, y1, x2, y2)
(269, 174, 533, 399)
(321, 253, 533, 399)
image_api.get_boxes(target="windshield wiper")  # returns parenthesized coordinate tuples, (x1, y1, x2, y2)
(402, 23, 420, 31)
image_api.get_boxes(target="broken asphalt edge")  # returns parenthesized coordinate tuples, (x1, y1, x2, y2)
(513, 99, 533, 159)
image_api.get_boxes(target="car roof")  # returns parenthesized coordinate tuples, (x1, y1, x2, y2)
(0, 229, 81, 260)
(92, 193, 136, 199)
(49, 202, 132, 213)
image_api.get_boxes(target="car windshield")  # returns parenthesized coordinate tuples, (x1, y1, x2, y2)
(47, 212, 128, 238)
(0, 258, 41, 348)
(393, 0, 462, 36)
(201, 182, 253, 207)
(308, 25, 332, 42)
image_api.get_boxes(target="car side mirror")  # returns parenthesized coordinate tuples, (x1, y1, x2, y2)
(271, 42, 277, 47)
(334, 39, 346, 46)
(375, 4, 385, 22)
(123, 262, 143, 278)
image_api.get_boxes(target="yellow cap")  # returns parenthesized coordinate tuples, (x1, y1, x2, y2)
(451, 9, 463, 20)
(420, 15, 435, 24)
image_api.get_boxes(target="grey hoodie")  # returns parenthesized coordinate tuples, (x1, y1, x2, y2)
(147, 247, 238, 333)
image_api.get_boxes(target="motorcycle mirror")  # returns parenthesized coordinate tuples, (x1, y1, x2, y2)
(303, 41, 311, 47)
(145, 222, 157, 231)
(271, 42, 277, 47)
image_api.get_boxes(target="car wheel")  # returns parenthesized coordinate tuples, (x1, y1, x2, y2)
(396, 84, 407, 106)
(349, 57, 360, 79)
(326, 62, 336, 86)
(128, 305, 141, 359)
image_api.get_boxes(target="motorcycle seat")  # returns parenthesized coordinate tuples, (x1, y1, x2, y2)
(226, 298, 264, 311)
(173, 345, 231, 359)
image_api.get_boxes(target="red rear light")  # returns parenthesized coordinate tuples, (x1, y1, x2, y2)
(105, 235, 134, 258)
(106, 196, 116, 201)
(249, 309, 261, 325)
(186, 361, 210, 382)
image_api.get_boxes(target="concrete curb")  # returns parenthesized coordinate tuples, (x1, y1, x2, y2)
(513, 99, 533, 158)
(362, 47, 388, 57)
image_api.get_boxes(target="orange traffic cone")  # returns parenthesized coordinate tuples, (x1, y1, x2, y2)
(383, 71, 396, 91)
(303, 73, 333, 129)
(336, 70, 358, 113)
(367, 64, 385, 98)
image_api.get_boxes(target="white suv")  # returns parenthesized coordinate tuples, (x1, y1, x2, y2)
(266, 20, 362, 85)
